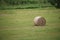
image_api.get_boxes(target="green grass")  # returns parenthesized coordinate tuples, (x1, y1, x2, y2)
(0, 9, 60, 40)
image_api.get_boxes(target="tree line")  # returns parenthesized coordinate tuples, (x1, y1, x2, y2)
(0, 0, 39, 5)
(0, 0, 60, 8)
(48, 0, 60, 8)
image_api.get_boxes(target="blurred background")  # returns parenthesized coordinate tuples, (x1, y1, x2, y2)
(0, 0, 60, 40)
(0, 0, 60, 9)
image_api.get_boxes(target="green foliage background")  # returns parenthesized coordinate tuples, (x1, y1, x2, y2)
(0, 0, 53, 9)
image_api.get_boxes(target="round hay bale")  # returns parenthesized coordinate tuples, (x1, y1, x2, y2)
(34, 16, 46, 26)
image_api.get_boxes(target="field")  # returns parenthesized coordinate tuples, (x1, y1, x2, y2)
(0, 9, 60, 40)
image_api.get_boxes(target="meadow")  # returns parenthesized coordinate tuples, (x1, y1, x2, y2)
(0, 9, 60, 40)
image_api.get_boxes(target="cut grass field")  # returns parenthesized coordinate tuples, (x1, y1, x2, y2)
(0, 9, 60, 40)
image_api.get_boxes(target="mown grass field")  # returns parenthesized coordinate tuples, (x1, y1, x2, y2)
(0, 9, 60, 40)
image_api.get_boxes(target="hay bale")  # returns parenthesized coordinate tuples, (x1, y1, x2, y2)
(34, 16, 46, 26)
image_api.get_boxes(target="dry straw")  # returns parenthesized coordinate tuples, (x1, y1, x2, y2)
(34, 16, 46, 26)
